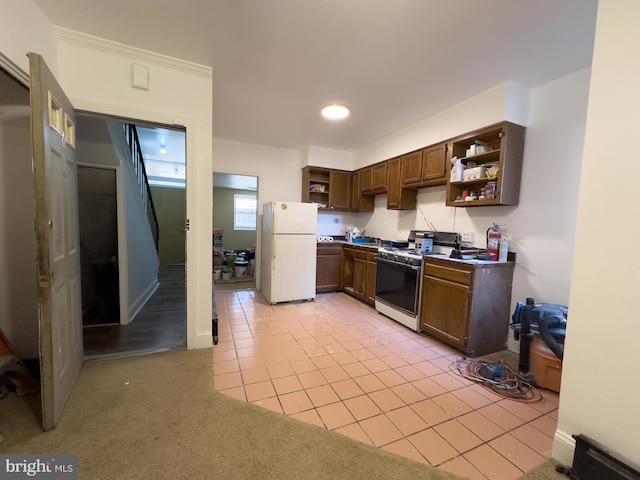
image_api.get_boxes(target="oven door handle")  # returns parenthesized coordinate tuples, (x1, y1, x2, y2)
(375, 257, 421, 271)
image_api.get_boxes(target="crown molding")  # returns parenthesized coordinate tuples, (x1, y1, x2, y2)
(0, 51, 29, 87)
(53, 26, 212, 79)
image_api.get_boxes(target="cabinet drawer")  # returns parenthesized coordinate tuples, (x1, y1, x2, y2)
(424, 263, 471, 285)
(353, 249, 367, 260)
(317, 244, 342, 256)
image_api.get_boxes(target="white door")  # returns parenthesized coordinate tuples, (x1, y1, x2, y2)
(29, 53, 83, 431)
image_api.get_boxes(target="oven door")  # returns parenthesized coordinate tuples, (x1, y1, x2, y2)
(374, 257, 421, 316)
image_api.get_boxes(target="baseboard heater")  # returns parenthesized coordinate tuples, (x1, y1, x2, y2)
(571, 434, 640, 480)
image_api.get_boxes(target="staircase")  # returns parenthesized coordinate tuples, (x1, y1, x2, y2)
(123, 124, 159, 252)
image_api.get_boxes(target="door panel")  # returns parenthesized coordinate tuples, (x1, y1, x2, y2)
(270, 234, 316, 303)
(29, 52, 83, 431)
(420, 275, 469, 348)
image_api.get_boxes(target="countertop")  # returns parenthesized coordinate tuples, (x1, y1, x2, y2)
(423, 253, 513, 266)
(318, 238, 514, 265)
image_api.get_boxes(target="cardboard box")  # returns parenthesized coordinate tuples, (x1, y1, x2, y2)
(213, 228, 223, 247)
(462, 165, 487, 181)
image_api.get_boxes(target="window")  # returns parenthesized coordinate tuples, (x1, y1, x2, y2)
(234, 194, 257, 230)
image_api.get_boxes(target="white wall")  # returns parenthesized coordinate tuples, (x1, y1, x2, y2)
(303, 145, 355, 171)
(0, 118, 39, 359)
(0, 0, 58, 77)
(0, 0, 60, 360)
(52, 28, 213, 348)
(355, 82, 515, 168)
(553, 0, 640, 467)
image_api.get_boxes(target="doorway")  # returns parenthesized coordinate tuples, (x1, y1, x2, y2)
(78, 165, 119, 326)
(76, 113, 188, 359)
(0, 65, 40, 368)
(212, 173, 258, 291)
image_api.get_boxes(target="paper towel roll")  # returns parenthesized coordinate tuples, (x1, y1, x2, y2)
(327, 236, 334, 242)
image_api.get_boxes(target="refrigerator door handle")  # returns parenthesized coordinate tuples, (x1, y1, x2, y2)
(272, 235, 277, 266)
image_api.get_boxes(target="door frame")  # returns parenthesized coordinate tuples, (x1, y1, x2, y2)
(77, 163, 125, 325)
(1, 49, 210, 350)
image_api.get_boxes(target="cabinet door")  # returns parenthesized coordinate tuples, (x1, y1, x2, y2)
(360, 167, 372, 192)
(365, 253, 377, 305)
(353, 255, 367, 301)
(387, 157, 417, 210)
(351, 170, 374, 212)
(401, 151, 423, 185)
(386, 157, 402, 208)
(316, 248, 342, 292)
(421, 143, 447, 183)
(420, 275, 470, 350)
(371, 162, 387, 191)
(329, 170, 351, 211)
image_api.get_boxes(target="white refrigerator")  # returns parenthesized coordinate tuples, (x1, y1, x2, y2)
(261, 201, 318, 304)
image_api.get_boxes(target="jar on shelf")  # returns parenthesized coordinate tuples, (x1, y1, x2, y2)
(484, 182, 497, 199)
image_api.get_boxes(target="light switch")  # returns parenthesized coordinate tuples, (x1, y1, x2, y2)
(131, 63, 149, 90)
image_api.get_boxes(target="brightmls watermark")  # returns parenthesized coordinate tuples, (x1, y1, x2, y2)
(0, 455, 77, 479)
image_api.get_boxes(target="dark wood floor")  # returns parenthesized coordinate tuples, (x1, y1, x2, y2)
(83, 264, 186, 359)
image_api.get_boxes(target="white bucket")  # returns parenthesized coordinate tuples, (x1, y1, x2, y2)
(213, 268, 222, 280)
(235, 264, 247, 277)
(222, 271, 232, 281)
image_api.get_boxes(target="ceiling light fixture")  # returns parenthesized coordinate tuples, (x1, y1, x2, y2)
(160, 144, 167, 154)
(321, 104, 350, 120)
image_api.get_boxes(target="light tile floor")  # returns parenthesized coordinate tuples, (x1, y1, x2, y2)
(213, 289, 559, 480)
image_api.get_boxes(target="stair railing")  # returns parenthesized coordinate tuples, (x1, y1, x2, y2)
(123, 124, 159, 251)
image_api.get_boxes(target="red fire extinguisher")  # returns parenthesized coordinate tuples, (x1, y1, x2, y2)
(486, 223, 502, 261)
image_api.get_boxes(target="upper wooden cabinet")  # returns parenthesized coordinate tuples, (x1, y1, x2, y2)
(351, 170, 374, 212)
(401, 142, 449, 188)
(446, 122, 525, 207)
(387, 157, 417, 210)
(360, 161, 387, 194)
(329, 169, 351, 211)
(301, 166, 351, 211)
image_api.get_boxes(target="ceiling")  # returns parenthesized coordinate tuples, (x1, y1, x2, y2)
(33, 0, 598, 152)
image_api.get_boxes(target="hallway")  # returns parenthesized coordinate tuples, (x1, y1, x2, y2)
(83, 264, 186, 359)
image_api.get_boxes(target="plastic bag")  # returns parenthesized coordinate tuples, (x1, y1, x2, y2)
(450, 156, 463, 182)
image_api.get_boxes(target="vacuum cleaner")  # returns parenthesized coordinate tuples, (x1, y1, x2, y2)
(510, 298, 567, 391)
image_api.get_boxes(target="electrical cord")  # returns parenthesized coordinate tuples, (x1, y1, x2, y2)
(449, 358, 543, 403)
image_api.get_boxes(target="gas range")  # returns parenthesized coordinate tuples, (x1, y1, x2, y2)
(374, 230, 460, 333)
(377, 247, 423, 266)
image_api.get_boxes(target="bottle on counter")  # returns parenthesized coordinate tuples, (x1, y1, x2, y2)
(498, 239, 509, 262)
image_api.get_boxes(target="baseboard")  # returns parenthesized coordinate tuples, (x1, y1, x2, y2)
(189, 332, 214, 350)
(128, 278, 160, 324)
(553, 428, 576, 467)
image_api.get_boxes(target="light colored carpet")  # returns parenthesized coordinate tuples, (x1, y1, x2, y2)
(0, 349, 566, 479)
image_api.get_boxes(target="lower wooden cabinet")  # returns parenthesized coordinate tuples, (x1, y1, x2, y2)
(420, 257, 514, 357)
(365, 251, 377, 305)
(342, 245, 376, 305)
(316, 243, 343, 292)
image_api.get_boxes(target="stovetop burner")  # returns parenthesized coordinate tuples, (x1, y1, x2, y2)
(377, 247, 423, 266)
(378, 247, 422, 258)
